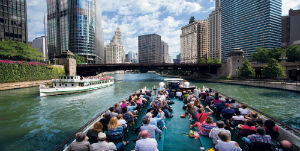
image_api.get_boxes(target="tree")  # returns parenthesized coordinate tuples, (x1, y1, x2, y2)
(198, 58, 207, 64)
(286, 45, 300, 62)
(212, 58, 221, 64)
(75, 54, 85, 64)
(239, 60, 255, 78)
(268, 47, 283, 61)
(251, 48, 270, 63)
(189, 16, 195, 24)
(262, 59, 286, 79)
(0, 39, 43, 61)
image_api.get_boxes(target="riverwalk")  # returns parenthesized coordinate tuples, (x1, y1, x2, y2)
(0, 80, 51, 91)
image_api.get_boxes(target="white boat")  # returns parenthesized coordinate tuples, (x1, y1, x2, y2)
(39, 75, 114, 96)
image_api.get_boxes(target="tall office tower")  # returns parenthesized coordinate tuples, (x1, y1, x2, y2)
(207, 0, 221, 61)
(104, 27, 124, 64)
(128, 51, 138, 63)
(31, 36, 48, 61)
(161, 41, 169, 63)
(47, 0, 103, 64)
(138, 34, 162, 64)
(289, 9, 300, 45)
(95, 0, 105, 64)
(0, 0, 27, 42)
(281, 16, 290, 47)
(180, 20, 208, 63)
(221, 0, 281, 62)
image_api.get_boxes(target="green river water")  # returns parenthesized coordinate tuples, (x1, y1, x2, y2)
(0, 73, 299, 151)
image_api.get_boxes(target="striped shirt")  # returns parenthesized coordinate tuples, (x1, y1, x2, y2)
(247, 134, 272, 144)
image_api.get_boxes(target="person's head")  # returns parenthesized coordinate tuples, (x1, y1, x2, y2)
(280, 140, 292, 151)
(256, 126, 265, 135)
(117, 114, 123, 120)
(246, 120, 254, 126)
(218, 131, 231, 142)
(109, 107, 114, 112)
(252, 113, 258, 118)
(225, 98, 230, 102)
(98, 132, 107, 141)
(75, 132, 86, 142)
(225, 103, 230, 108)
(264, 119, 276, 129)
(186, 103, 193, 112)
(235, 110, 241, 116)
(216, 121, 225, 128)
(108, 117, 119, 130)
(140, 130, 150, 139)
(231, 99, 236, 103)
(103, 113, 110, 119)
(93, 122, 103, 132)
(142, 117, 150, 125)
(241, 104, 248, 109)
(122, 107, 128, 113)
(206, 117, 214, 124)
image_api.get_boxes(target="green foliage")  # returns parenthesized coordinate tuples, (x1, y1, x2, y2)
(198, 58, 207, 64)
(251, 47, 284, 63)
(239, 60, 255, 78)
(0, 39, 44, 61)
(0, 63, 65, 83)
(198, 58, 221, 64)
(189, 16, 195, 24)
(286, 45, 300, 62)
(75, 54, 85, 64)
(262, 59, 286, 79)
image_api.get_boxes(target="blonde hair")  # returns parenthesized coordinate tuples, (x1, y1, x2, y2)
(108, 117, 119, 130)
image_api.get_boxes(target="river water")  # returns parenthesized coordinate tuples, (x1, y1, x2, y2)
(0, 73, 299, 151)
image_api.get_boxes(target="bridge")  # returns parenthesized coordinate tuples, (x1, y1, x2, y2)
(77, 63, 222, 76)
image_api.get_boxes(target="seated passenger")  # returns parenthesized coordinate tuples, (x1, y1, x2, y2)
(107, 117, 124, 144)
(186, 103, 198, 120)
(209, 121, 231, 144)
(140, 117, 162, 139)
(278, 140, 293, 151)
(86, 122, 103, 144)
(100, 113, 111, 132)
(117, 114, 127, 129)
(230, 110, 245, 127)
(215, 131, 242, 151)
(246, 112, 263, 126)
(238, 121, 256, 137)
(67, 132, 90, 151)
(90, 132, 117, 151)
(122, 107, 135, 125)
(229, 99, 240, 112)
(264, 119, 279, 140)
(239, 104, 250, 116)
(197, 106, 214, 123)
(221, 103, 235, 120)
(135, 130, 158, 151)
(192, 117, 216, 136)
(242, 127, 271, 145)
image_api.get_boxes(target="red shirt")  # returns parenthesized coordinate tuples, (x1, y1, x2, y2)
(240, 125, 256, 134)
(197, 112, 211, 123)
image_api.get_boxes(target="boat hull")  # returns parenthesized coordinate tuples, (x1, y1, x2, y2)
(40, 81, 114, 96)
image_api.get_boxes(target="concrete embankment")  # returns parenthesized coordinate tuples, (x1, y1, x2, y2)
(0, 80, 52, 91)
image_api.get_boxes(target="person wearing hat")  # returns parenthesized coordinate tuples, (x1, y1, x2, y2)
(221, 103, 235, 120)
(90, 132, 117, 151)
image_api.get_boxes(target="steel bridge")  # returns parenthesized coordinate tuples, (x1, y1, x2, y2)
(77, 63, 221, 76)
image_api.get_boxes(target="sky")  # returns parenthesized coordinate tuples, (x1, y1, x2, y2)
(27, 0, 300, 59)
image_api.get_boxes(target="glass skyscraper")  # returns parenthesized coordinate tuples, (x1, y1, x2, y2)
(0, 0, 27, 43)
(221, 0, 281, 62)
(47, 0, 102, 64)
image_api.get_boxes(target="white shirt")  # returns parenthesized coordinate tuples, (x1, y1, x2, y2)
(209, 128, 231, 144)
(90, 141, 116, 151)
(135, 138, 158, 151)
(232, 115, 245, 121)
(239, 108, 250, 116)
(118, 119, 127, 128)
(215, 140, 241, 151)
(176, 91, 182, 97)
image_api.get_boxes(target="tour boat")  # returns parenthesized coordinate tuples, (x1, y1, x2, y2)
(160, 78, 196, 92)
(39, 75, 114, 96)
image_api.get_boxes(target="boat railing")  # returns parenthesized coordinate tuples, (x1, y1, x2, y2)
(54, 87, 149, 151)
(210, 89, 300, 148)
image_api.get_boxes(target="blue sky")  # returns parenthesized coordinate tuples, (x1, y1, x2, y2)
(27, 0, 300, 59)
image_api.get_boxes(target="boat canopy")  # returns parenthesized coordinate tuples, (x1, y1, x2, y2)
(164, 78, 184, 83)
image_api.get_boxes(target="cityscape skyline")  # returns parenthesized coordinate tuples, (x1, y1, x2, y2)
(27, 0, 300, 59)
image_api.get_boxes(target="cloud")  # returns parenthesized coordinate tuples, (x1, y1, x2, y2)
(282, 0, 300, 15)
(27, 0, 47, 41)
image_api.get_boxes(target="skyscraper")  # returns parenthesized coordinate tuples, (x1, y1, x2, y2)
(289, 9, 300, 45)
(47, 0, 104, 64)
(31, 36, 48, 61)
(104, 27, 124, 64)
(207, 0, 221, 62)
(0, 0, 27, 42)
(161, 41, 169, 63)
(180, 20, 208, 63)
(138, 34, 164, 64)
(127, 51, 138, 63)
(221, 0, 281, 62)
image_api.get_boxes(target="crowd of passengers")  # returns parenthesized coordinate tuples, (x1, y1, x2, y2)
(67, 88, 175, 151)
(67, 87, 294, 151)
(177, 89, 293, 151)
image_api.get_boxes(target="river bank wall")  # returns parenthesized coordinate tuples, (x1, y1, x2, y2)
(159, 73, 300, 92)
(0, 80, 52, 91)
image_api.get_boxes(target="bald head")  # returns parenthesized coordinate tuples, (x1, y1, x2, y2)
(140, 130, 150, 139)
(281, 140, 292, 150)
